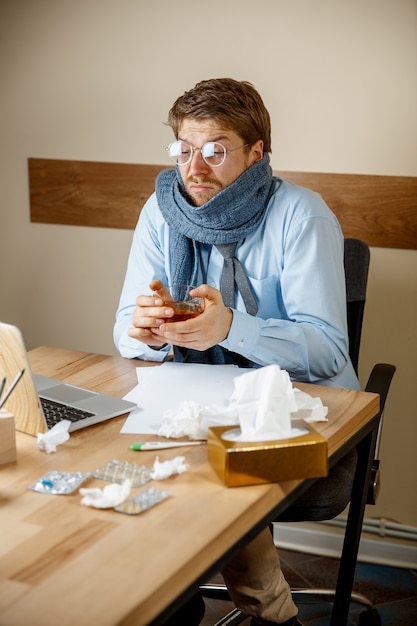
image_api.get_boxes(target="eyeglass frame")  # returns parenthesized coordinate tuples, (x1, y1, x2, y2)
(166, 139, 249, 167)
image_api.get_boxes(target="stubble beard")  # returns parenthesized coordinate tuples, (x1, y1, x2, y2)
(183, 177, 223, 207)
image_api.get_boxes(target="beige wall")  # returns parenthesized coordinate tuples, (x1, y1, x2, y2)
(1, 1, 416, 525)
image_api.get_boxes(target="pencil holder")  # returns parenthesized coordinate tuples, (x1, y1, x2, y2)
(0, 409, 17, 464)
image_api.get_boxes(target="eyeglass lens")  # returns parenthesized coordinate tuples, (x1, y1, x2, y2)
(167, 141, 226, 167)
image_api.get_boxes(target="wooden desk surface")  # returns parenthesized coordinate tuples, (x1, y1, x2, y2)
(0, 347, 379, 626)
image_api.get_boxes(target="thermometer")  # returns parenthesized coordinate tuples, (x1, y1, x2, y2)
(130, 441, 206, 451)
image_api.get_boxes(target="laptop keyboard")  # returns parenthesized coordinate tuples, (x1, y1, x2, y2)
(40, 398, 95, 429)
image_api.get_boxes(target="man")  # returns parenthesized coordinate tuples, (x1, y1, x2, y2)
(114, 78, 360, 626)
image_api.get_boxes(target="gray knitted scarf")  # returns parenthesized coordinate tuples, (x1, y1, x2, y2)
(155, 153, 274, 365)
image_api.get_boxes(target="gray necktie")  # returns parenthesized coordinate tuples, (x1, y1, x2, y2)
(216, 243, 258, 316)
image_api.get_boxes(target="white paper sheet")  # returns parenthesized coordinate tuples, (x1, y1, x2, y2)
(120, 362, 239, 435)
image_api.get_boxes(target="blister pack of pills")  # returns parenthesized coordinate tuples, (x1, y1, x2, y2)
(114, 487, 170, 515)
(92, 460, 152, 487)
(29, 470, 90, 495)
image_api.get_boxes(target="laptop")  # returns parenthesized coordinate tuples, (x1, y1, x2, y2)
(0, 322, 137, 436)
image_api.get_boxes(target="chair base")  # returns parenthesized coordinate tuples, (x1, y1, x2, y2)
(212, 607, 249, 626)
(200, 583, 382, 626)
(291, 587, 373, 608)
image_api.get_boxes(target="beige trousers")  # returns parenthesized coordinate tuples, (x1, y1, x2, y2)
(221, 526, 298, 624)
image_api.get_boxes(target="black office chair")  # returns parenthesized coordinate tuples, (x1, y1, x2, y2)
(200, 239, 396, 626)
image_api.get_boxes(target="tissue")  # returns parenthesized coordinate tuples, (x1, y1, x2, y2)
(230, 365, 295, 441)
(150, 455, 189, 480)
(80, 479, 132, 508)
(158, 400, 238, 440)
(37, 420, 71, 453)
(292, 388, 328, 422)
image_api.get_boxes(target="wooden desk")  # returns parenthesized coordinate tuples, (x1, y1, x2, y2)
(0, 347, 380, 626)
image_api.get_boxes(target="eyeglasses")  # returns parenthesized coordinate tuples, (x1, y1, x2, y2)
(166, 140, 249, 167)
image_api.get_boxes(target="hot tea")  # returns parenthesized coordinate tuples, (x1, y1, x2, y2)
(169, 300, 204, 322)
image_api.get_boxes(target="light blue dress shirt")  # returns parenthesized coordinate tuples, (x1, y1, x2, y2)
(114, 178, 360, 390)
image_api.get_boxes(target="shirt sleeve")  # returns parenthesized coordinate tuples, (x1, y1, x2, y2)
(113, 194, 170, 361)
(220, 206, 356, 387)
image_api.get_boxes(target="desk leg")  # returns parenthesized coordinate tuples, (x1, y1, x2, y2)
(330, 425, 379, 626)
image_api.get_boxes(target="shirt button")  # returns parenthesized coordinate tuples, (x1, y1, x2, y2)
(238, 341, 244, 348)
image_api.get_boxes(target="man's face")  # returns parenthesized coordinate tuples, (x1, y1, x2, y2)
(177, 119, 264, 206)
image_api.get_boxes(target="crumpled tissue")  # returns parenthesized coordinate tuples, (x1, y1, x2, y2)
(37, 420, 71, 453)
(159, 401, 237, 440)
(231, 364, 296, 441)
(158, 364, 327, 440)
(80, 479, 132, 508)
(150, 455, 189, 480)
(293, 388, 328, 423)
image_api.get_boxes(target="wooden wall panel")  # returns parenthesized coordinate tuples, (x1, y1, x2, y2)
(278, 170, 417, 250)
(28, 158, 163, 230)
(28, 158, 417, 249)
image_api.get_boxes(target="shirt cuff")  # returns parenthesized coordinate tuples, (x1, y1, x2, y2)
(219, 309, 259, 356)
(118, 333, 169, 362)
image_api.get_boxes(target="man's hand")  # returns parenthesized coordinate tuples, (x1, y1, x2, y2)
(127, 281, 233, 351)
(127, 280, 173, 349)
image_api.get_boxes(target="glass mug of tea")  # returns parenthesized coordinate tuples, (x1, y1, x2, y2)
(161, 284, 204, 322)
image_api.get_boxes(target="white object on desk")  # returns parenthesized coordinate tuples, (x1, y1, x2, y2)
(121, 362, 328, 437)
(121, 362, 239, 435)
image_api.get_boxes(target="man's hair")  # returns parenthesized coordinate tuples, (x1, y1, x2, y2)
(167, 78, 271, 153)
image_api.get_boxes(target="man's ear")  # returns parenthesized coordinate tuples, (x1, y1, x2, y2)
(250, 140, 264, 164)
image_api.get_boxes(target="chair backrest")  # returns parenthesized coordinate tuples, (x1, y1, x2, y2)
(344, 238, 370, 374)
(344, 240, 396, 504)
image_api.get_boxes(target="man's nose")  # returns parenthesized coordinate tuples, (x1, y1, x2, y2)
(188, 148, 211, 175)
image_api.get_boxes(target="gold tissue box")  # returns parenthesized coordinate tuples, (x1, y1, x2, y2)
(207, 420, 328, 487)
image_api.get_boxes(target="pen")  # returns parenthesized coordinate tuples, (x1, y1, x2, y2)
(0, 369, 25, 410)
(130, 441, 206, 451)
(0, 376, 6, 400)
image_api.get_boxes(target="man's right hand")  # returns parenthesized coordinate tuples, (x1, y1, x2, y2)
(127, 280, 175, 348)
